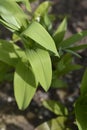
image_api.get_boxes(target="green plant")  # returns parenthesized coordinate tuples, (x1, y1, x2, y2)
(0, 0, 59, 110)
(35, 100, 69, 130)
(0, 1, 87, 130)
(35, 69, 87, 130)
(75, 69, 87, 130)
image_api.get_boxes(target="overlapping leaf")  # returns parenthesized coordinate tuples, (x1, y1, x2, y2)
(0, 40, 26, 66)
(22, 21, 59, 56)
(14, 61, 37, 110)
(34, 1, 52, 18)
(13, 0, 31, 11)
(0, 40, 18, 66)
(53, 17, 67, 46)
(0, 0, 28, 31)
(26, 49, 52, 91)
(43, 100, 68, 115)
(56, 53, 82, 77)
(59, 30, 87, 48)
(35, 117, 67, 130)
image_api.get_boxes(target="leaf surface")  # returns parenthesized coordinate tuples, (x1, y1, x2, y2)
(22, 21, 59, 56)
(26, 49, 52, 91)
(14, 61, 37, 110)
(59, 30, 87, 48)
(80, 69, 87, 95)
(0, 40, 19, 66)
(75, 96, 87, 130)
(34, 1, 51, 18)
(0, 0, 27, 31)
(43, 100, 68, 115)
(53, 17, 67, 45)
(35, 117, 67, 130)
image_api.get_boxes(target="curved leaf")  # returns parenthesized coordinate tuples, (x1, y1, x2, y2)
(0, 0, 28, 31)
(0, 40, 19, 66)
(35, 117, 67, 130)
(13, 0, 31, 11)
(59, 30, 87, 48)
(81, 69, 87, 95)
(43, 100, 68, 115)
(69, 44, 87, 51)
(26, 49, 52, 91)
(34, 1, 52, 18)
(53, 17, 67, 45)
(22, 21, 59, 56)
(14, 61, 37, 110)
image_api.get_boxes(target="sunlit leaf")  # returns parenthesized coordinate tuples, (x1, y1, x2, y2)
(14, 61, 37, 110)
(35, 117, 67, 130)
(43, 100, 68, 115)
(0, 39, 27, 66)
(26, 49, 52, 91)
(34, 1, 52, 18)
(0, 0, 28, 31)
(44, 13, 52, 30)
(22, 21, 59, 56)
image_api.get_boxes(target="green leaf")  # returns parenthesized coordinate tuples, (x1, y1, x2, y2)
(80, 69, 87, 95)
(35, 122, 50, 130)
(75, 95, 87, 130)
(0, 39, 27, 67)
(53, 17, 67, 45)
(22, 0, 31, 12)
(12, 33, 21, 42)
(0, 0, 28, 31)
(13, 0, 31, 11)
(64, 49, 81, 58)
(22, 21, 59, 56)
(57, 64, 82, 77)
(43, 100, 68, 115)
(35, 117, 67, 130)
(0, 61, 11, 82)
(0, 18, 18, 32)
(0, 40, 19, 66)
(44, 13, 52, 31)
(29, 0, 36, 2)
(69, 44, 87, 51)
(59, 30, 87, 48)
(26, 49, 52, 91)
(14, 61, 37, 110)
(34, 1, 52, 18)
(56, 53, 82, 77)
(51, 78, 67, 89)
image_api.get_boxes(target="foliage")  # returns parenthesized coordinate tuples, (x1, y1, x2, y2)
(0, 0, 87, 130)
(75, 69, 87, 130)
(0, 0, 59, 110)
